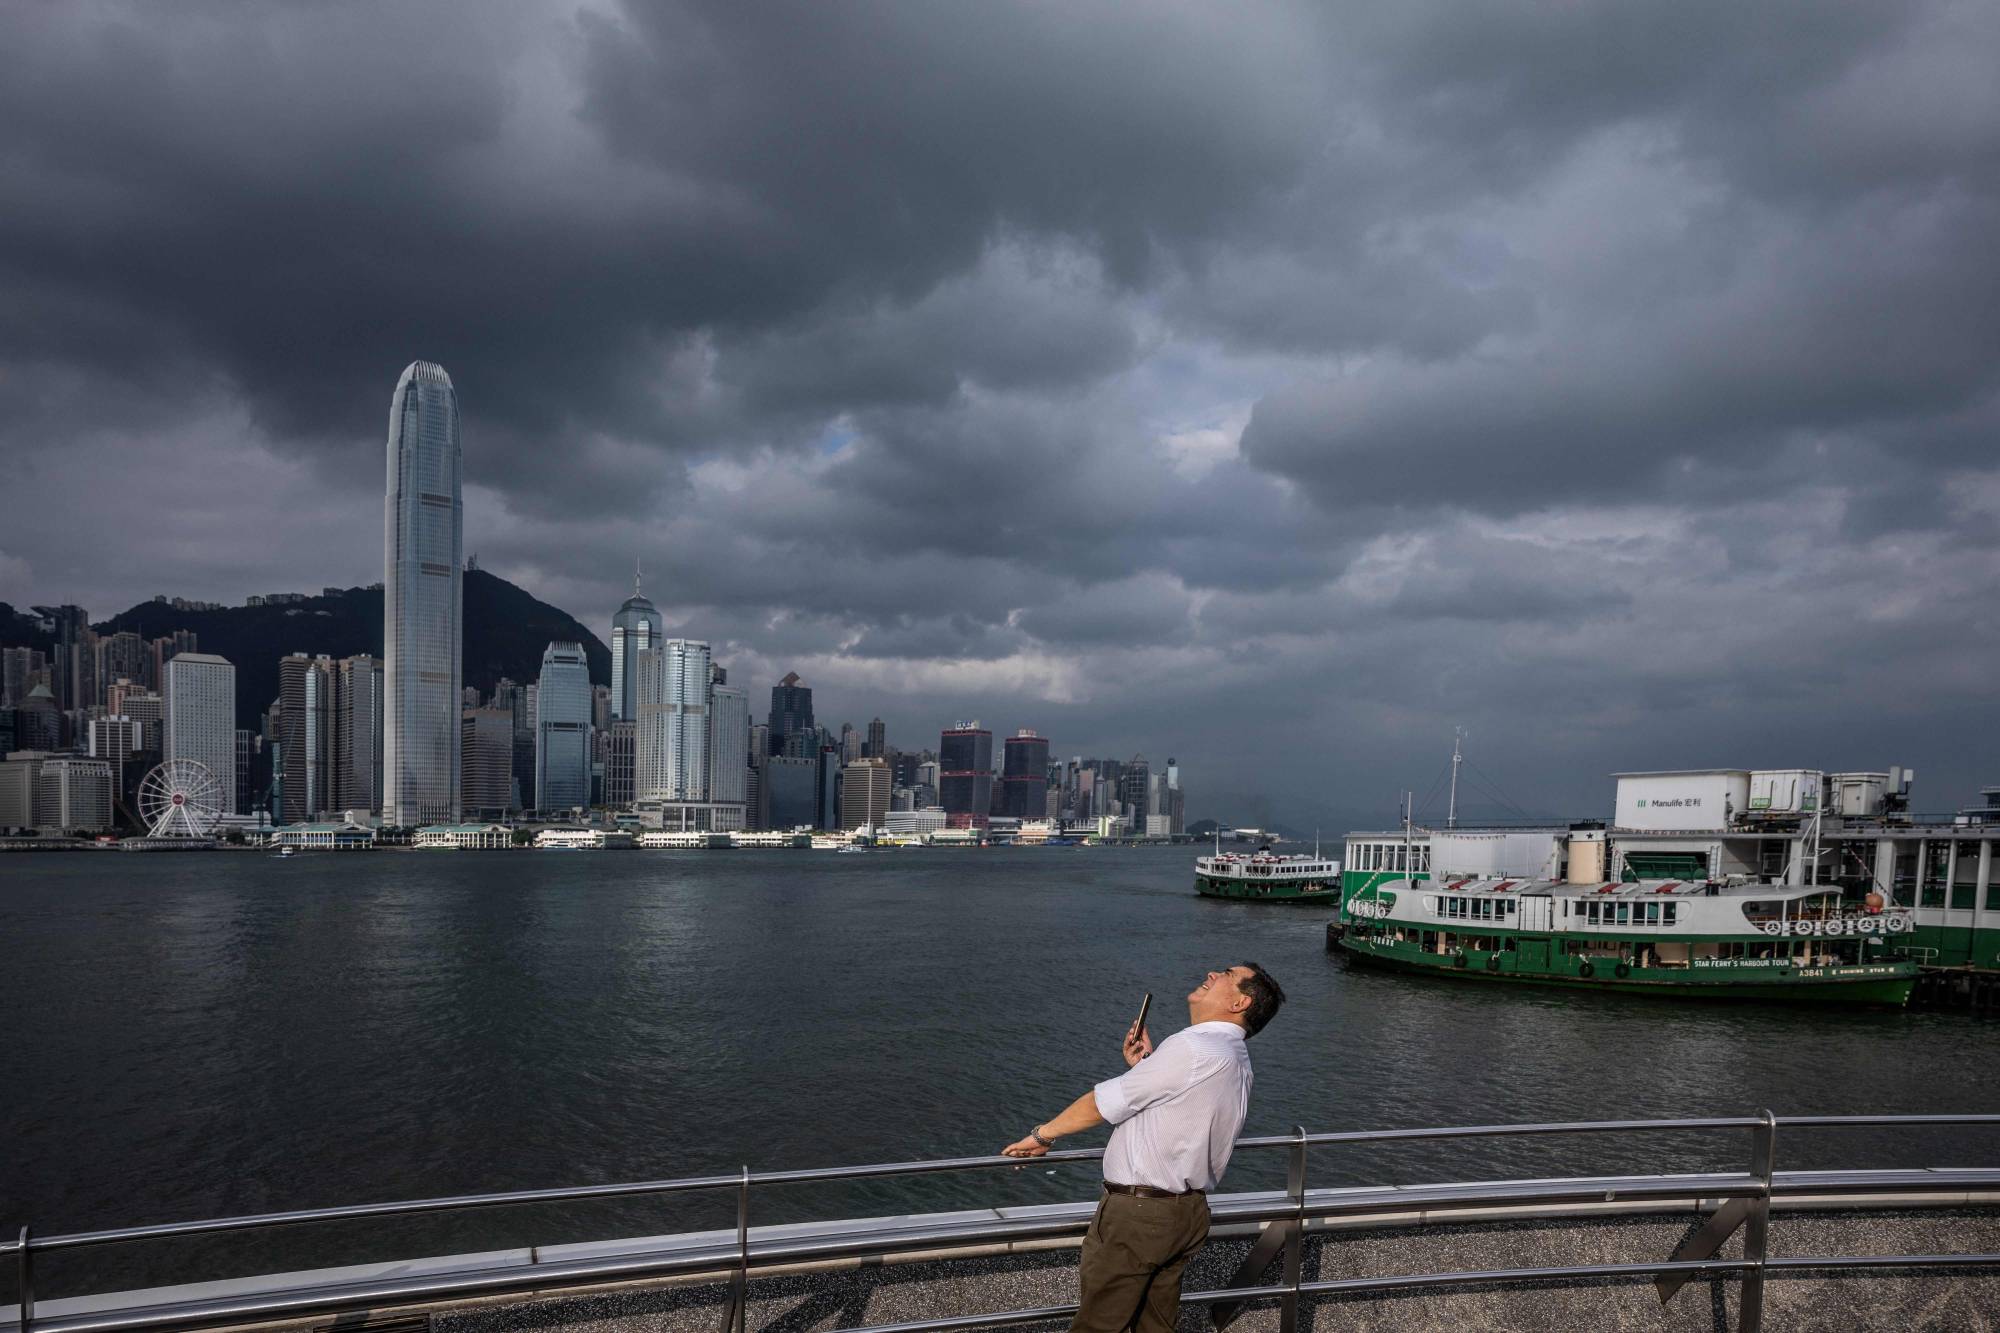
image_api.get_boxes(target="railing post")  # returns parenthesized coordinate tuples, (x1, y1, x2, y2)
(17, 1226, 31, 1333)
(1281, 1126, 1306, 1333)
(1741, 1111, 1776, 1333)
(734, 1167, 750, 1333)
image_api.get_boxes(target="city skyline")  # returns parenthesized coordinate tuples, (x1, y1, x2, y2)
(4, 5, 1997, 832)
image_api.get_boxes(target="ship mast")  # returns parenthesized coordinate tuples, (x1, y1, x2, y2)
(1447, 727, 1465, 830)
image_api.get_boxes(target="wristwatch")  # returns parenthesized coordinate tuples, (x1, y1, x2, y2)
(1030, 1126, 1055, 1148)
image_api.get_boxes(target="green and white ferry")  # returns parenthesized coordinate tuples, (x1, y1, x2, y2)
(1330, 763, 2000, 1002)
(1340, 876, 1919, 1004)
(1195, 849, 1341, 903)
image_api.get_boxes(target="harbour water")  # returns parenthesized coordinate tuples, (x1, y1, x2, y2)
(5, 846, 1997, 1294)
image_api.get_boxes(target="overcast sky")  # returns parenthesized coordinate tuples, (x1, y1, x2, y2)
(5, 1, 1997, 829)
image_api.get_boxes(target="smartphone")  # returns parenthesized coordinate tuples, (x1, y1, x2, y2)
(1134, 992, 1152, 1038)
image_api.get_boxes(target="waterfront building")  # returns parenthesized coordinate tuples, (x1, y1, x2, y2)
(767, 671, 814, 755)
(765, 753, 818, 830)
(883, 807, 948, 836)
(635, 639, 711, 802)
(163, 653, 237, 813)
(609, 571, 658, 722)
(535, 827, 635, 850)
(840, 757, 891, 831)
(592, 684, 612, 733)
(603, 719, 636, 808)
(0, 752, 47, 829)
(269, 820, 377, 850)
(37, 755, 114, 832)
(334, 655, 383, 814)
(534, 641, 592, 813)
(1001, 729, 1050, 820)
(382, 360, 462, 826)
(939, 724, 993, 827)
(709, 682, 749, 807)
(278, 653, 334, 823)
(1166, 757, 1184, 836)
(840, 723, 861, 765)
(866, 717, 886, 759)
(460, 708, 515, 817)
(414, 822, 513, 850)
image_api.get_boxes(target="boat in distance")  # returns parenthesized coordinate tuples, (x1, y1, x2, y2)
(1339, 876, 1919, 1004)
(1195, 850, 1341, 903)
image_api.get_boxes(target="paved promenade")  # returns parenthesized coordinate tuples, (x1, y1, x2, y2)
(436, 1209, 2000, 1333)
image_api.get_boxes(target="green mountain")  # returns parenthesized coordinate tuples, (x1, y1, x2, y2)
(91, 570, 609, 729)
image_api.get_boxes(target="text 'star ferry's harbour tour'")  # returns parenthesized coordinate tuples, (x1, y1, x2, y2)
(1320, 764, 2000, 1006)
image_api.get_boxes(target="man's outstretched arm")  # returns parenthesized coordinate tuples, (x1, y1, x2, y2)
(1001, 1090, 1104, 1157)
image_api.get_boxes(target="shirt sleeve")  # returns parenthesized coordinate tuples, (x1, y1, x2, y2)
(1094, 1034, 1202, 1125)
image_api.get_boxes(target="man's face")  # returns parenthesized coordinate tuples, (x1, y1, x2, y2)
(1187, 965, 1255, 1023)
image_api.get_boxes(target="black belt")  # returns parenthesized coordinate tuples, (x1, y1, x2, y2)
(1103, 1181, 1204, 1199)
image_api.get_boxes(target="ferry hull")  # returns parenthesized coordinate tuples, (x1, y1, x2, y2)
(1195, 876, 1339, 904)
(1338, 939, 1917, 1006)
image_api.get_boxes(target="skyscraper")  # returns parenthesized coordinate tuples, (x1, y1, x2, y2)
(163, 652, 237, 813)
(382, 360, 462, 825)
(708, 682, 749, 807)
(1001, 729, 1051, 819)
(535, 641, 592, 812)
(767, 671, 814, 756)
(460, 708, 515, 817)
(278, 653, 333, 823)
(865, 717, 886, 759)
(334, 655, 384, 814)
(939, 724, 993, 826)
(840, 757, 891, 831)
(635, 639, 712, 802)
(609, 569, 658, 722)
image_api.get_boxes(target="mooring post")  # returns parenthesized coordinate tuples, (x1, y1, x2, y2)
(1281, 1126, 1307, 1333)
(1741, 1111, 1777, 1333)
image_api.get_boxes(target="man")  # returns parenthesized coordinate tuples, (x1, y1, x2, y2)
(1003, 963, 1285, 1333)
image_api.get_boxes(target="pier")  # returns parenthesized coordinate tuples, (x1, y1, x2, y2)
(7, 1114, 1997, 1333)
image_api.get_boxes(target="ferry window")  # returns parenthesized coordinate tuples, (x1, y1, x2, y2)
(1584, 902, 1597, 924)
(1664, 903, 1678, 926)
(1615, 903, 1630, 925)
(1643, 903, 1659, 925)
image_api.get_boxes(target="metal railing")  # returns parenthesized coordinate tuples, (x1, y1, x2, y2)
(6, 1113, 1999, 1333)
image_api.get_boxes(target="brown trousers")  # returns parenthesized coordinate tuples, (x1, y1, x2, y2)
(1070, 1188, 1212, 1333)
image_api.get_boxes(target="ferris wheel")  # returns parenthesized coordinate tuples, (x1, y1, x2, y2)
(138, 759, 225, 839)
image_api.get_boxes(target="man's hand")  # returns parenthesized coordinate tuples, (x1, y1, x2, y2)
(1002, 1133, 1050, 1158)
(1122, 1020, 1153, 1068)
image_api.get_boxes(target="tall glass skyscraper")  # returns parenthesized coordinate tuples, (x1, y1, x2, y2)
(634, 639, 712, 802)
(382, 361, 462, 826)
(609, 571, 658, 723)
(534, 641, 592, 812)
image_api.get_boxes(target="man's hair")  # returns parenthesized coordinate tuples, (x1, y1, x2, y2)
(1233, 962, 1285, 1038)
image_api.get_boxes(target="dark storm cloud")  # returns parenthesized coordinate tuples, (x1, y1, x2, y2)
(4, 0, 1998, 828)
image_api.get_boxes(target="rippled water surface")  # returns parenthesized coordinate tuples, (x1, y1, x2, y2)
(4, 846, 1996, 1290)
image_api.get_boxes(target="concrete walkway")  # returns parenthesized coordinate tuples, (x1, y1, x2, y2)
(434, 1209, 2000, 1333)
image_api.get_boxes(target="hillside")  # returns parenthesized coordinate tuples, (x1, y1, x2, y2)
(91, 570, 609, 729)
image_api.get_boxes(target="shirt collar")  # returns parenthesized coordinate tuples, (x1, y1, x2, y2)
(1189, 1020, 1247, 1040)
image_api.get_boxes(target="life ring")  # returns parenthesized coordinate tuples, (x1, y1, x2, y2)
(1614, 962, 1632, 979)
(1485, 954, 1502, 972)
(1579, 962, 1596, 978)
(1453, 954, 1468, 969)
